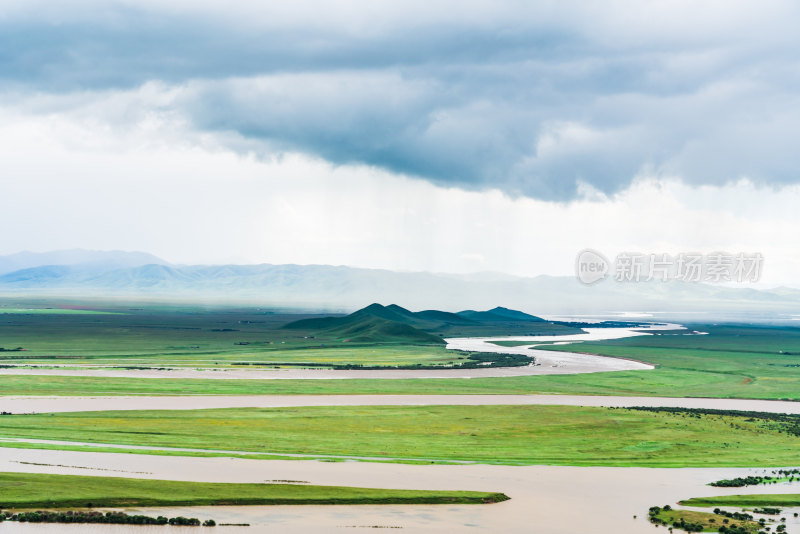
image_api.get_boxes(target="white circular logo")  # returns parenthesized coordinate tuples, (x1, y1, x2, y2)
(575, 248, 609, 285)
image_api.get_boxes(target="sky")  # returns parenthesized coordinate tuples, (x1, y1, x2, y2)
(2, 1, 800, 284)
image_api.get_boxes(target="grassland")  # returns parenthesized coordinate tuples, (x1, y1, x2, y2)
(0, 312, 477, 369)
(0, 305, 456, 368)
(4, 300, 800, 400)
(529, 324, 800, 399)
(8, 299, 800, 525)
(0, 299, 573, 359)
(649, 507, 760, 533)
(0, 301, 538, 369)
(0, 348, 480, 370)
(1, 405, 799, 467)
(683, 495, 800, 507)
(1, 355, 798, 399)
(0, 472, 505, 508)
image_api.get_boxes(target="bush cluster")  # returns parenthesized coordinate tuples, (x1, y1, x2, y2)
(0, 510, 214, 526)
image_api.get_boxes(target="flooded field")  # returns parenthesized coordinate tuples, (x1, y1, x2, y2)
(1, 447, 799, 533)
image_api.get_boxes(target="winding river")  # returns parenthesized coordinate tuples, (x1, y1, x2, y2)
(0, 324, 679, 380)
(2, 321, 799, 533)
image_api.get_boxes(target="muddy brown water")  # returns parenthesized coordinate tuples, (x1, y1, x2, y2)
(3, 394, 800, 414)
(1, 448, 799, 533)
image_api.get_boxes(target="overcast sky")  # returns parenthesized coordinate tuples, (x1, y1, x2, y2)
(2, 1, 800, 284)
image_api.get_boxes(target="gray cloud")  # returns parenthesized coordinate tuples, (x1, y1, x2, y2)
(2, 1, 800, 199)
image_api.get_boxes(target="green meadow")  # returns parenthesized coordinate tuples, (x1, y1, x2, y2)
(4, 300, 800, 521)
(683, 494, 800, 507)
(3, 337, 800, 399)
(0, 301, 536, 369)
(2, 405, 799, 467)
(3, 300, 800, 399)
(531, 324, 800, 399)
(0, 305, 467, 368)
(0, 472, 505, 508)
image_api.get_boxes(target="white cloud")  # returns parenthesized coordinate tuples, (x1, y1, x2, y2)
(2, 100, 799, 285)
(2, 1, 799, 283)
(2, 1, 800, 198)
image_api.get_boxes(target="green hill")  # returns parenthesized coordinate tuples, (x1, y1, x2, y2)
(284, 303, 580, 341)
(326, 316, 445, 344)
(283, 304, 446, 344)
(414, 309, 475, 323)
(457, 306, 545, 322)
(351, 303, 414, 323)
(364, 304, 472, 326)
(485, 306, 545, 322)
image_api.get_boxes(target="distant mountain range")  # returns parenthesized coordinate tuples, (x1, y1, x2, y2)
(0, 250, 168, 276)
(0, 250, 799, 318)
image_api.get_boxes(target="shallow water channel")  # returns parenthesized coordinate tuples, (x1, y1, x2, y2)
(1, 448, 799, 533)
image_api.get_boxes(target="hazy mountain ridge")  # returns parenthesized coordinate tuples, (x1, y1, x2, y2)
(0, 251, 799, 315)
(0, 250, 168, 276)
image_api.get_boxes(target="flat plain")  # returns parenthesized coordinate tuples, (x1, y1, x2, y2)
(3, 299, 800, 533)
(4, 303, 800, 400)
(0, 472, 504, 508)
(2, 405, 800, 467)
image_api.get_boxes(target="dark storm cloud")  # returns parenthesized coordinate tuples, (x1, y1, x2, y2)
(3, 1, 800, 199)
